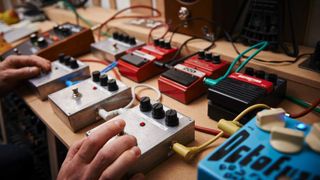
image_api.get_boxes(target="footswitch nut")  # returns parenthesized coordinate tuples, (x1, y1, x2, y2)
(48, 75, 132, 132)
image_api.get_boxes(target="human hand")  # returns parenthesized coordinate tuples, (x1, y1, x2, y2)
(0, 55, 51, 95)
(57, 119, 144, 180)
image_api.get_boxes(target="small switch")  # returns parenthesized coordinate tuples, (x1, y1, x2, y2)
(70, 58, 79, 69)
(244, 67, 255, 76)
(267, 73, 278, 85)
(165, 109, 179, 127)
(164, 40, 171, 49)
(92, 71, 101, 82)
(107, 79, 118, 91)
(100, 74, 108, 86)
(152, 103, 165, 119)
(139, 96, 152, 112)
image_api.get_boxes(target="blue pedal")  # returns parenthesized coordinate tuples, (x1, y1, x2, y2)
(198, 116, 320, 180)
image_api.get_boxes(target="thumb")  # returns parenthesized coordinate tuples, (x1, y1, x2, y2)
(6, 66, 41, 81)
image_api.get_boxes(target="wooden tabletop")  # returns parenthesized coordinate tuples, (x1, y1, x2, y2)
(11, 6, 320, 180)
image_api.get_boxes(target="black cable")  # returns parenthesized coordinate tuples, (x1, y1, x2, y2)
(225, 31, 312, 64)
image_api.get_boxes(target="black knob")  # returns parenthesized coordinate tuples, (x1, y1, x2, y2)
(100, 74, 109, 86)
(13, 48, 21, 55)
(139, 96, 152, 112)
(61, 27, 71, 36)
(107, 79, 118, 91)
(159, 39, 165, 48)
(198, 50, 205, 59)
(267, 73, 278, 85)
(245, 67, 255, 76)
(64, 55, 71, 65)
(37, 37, 48, 48)
(212, 54, 221, 64)
(154, 39, 160, 46)
(123, 35, 130, 43)
(53, 25, 60, 33)
(118, 34, 124, 41)
(70, 58, 79, 69)
(205, 51, 212, 61)
(30, 33, 38, 43)
(113, 32, 119, 40)
(164, 41, 171, 49)
(92, 71, 100, 82)
(152, 103, 165, 119)
(165, 109, 179, 127)
(129, 37, 136, 45)
(58, 53, 65, 63)
(255, 70, 265, 79)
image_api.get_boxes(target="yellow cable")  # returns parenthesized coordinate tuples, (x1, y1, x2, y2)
(172, 104, 271, 161)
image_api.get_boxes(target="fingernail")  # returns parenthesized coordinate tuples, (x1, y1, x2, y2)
(131, 146, 141, 157)
(114, 119, 125, 128)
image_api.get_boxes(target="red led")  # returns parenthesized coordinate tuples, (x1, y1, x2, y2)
(92, 86, 97, 90)
(51, 36, 59, 41)
(140, 122, 145, 127)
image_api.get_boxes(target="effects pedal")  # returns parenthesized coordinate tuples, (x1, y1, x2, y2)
(158, 50, 229, 104)
(87, 98, 195, 174)
(91, 32, 145, 61)
(0, 23, 94, 61)
(28, 54, 90, 100)
(207, 67, 286, 123)
(48, 71, 132, 132)
(117, 39, 178, 82)
(198, 112, 320, 180)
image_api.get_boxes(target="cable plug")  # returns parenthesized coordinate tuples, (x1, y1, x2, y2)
(171, 143, 199, 161)
(98, 108, 126, 121)
(217, 119, 242, 136)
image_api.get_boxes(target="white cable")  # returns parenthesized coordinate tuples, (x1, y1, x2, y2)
(97, 84, 161, 121)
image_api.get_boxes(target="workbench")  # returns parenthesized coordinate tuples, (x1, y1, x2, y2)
(3, 6, 320, 180)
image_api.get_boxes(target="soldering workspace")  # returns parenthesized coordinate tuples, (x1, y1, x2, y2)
(0, 0, 319, 179)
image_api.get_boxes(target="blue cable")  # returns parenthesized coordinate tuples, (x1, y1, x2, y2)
(204, 41, 269, 87)
(100, 61, 118, 74)
(65, 80, 81, 87)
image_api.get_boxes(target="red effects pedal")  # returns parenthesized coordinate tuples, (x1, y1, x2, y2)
(158, 51, 229, 104)
(117, 39, 178, 82)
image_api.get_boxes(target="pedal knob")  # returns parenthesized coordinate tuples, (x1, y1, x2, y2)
(123, 35, 130, 43)
(198, 50, 205, 59)
(255, 70, 265, 79)
(129, 37, 136, 45)
(107, 79, 118, 91)
(100, 74, 108, 86)
(164, 41, 171, 49)
(61, 27, 71, 36)
(30, 33, 38, 43)
(205, 51, 213, 61)
(37, 37, 48, 48)
(58, 53, 65, 63)
(267, 73, 278, 85)
(64, 56, 71, 65)
(152, 103, 165, 119)
(165, 109, 179, 127)
(139, 96, 152, 112)
(153, 39, 160, 46)
(212, 54, 221, 64)
(92, 71, 100, 82)
(244, 67, 255, 76)
(112, 32, 119, 40)
(118, 34, 124, 41)
(159, 39, 165, 48)
(70, 58, 79, 69)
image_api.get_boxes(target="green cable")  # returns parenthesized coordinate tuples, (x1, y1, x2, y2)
(286, 95, 320, 114)
(204, 41, 269, 87)
(61, 0, 94, 27)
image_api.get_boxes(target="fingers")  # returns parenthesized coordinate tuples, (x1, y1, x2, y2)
(2, 67, 41, 81)
(99, 146, 141, 180)
(6, 55, 51, 72)
(64, 139, 85, 162)
(86, 135, 137, 179)
(130, 173, 145, 180)
(76, 119, 126, 164)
